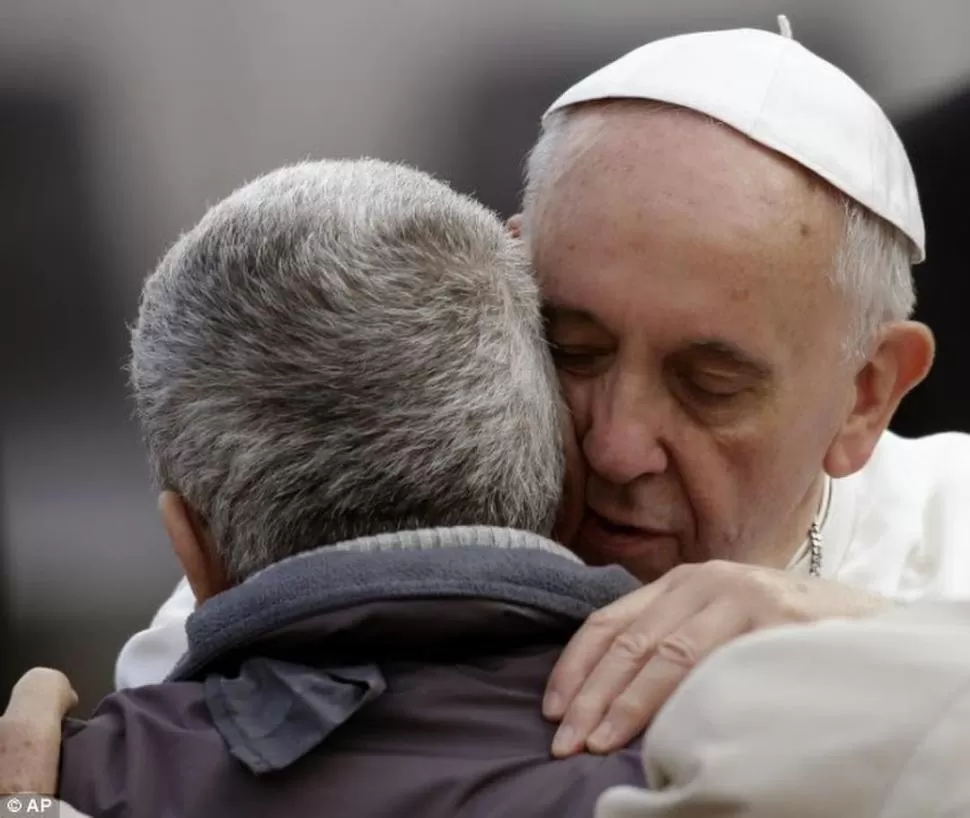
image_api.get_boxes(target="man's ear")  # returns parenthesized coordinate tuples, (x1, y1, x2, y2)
(507, 214, 524, 239)
(824, 321, 934, 477)
(158, 491, 230, 605)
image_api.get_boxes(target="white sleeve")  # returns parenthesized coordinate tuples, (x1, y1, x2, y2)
(595, 601, 970, 818)
(114, 577, 195, 690)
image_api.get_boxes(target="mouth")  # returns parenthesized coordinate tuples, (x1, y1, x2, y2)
(581, 508, 674, 559)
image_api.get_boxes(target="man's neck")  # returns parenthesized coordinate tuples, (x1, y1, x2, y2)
(769, 473, 828, 571)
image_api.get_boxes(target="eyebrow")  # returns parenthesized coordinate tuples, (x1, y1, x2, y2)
(680, 340, 774, 380)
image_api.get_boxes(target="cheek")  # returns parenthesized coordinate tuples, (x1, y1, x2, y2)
(740, 389, 832, 471)
(705, 408, 790, 486)
(678, 416, 785, 530)
(703, 412, 813, 520)
(676, 432, 775, 557)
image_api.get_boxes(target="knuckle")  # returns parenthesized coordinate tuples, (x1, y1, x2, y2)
(733, 565, 778, 597)
(671, 560, 736, 587)
(611, 629, 655, 661)
(704, 559, 736, 574)
(699, 559, 734, 576)
(737, 572, 811, 625)
(568, 695, 607, 726)
(655, 633, 704, 669)
(585, 606, 622, 632)
(766, 591, 813, 625)
(17, 667, 66, 690)
(663, 562, 706, 590)
(663, 562, 695, 581)
(607, 694, 646, 725)
(21, 666, 59, 680)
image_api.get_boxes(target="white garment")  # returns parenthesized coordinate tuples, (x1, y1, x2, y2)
(596, 600, 970, 818)
(114, 430, 970, 690)
(114, 575, 194, 689)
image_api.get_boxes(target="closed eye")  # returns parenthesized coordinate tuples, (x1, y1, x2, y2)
(548, 342, 613, 376)
(676, 371, 755, 412)
(687, 377, 744, 398)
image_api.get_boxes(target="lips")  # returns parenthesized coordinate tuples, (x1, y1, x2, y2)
(579, 508, 674, 560)
(590, 508, 669, 537)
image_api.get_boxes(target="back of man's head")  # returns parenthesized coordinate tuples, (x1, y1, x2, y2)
(130, 159, 563, 583)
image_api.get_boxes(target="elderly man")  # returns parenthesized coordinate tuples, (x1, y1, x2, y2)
(51, 158, 647, 817)
(119, 18, 970, 761)
(517, 18, 966, 756)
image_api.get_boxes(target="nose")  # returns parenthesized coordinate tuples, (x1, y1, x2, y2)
(581, 371, 670, 485)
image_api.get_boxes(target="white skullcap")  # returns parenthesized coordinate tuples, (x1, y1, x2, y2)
(545, 17, 925, 262)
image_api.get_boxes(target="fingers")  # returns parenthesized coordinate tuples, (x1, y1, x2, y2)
(544, 577, 674, 724)
(546, 562, 828, 759)
(547, 563, 872, 759)
(550, 586, 707, 757)
(4, 669, 78, 721)
(0, 668, 77, 796)
(586, 601, 749, 753)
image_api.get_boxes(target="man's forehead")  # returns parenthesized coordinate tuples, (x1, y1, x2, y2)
(543, 106, 835, 228)
(534, 112, 845, 295)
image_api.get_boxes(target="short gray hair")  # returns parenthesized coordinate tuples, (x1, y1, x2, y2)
(523, 104, 915, 357)
(131, 159, 564, 582)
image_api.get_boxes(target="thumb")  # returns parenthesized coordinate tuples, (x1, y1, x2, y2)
(0, 668, 78, 795)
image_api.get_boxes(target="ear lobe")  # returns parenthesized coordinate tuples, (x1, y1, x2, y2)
(507, 214, 524, 239)
(159, 491, 230, 605)
(824, 321, 934, 478)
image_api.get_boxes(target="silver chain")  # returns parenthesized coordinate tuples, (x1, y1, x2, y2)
(808, 521, 823, 578)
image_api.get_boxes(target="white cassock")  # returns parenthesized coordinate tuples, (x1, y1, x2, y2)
(596, 600, 970, 818)
(114, 430, 970, 689)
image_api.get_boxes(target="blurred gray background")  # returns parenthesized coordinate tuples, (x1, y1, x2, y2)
(3, 0, 970, 710)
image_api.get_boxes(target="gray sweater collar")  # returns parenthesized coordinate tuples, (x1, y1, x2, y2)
(171, 526, 639, 681)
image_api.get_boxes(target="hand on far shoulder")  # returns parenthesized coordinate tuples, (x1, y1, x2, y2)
(544, 563, 894, 756)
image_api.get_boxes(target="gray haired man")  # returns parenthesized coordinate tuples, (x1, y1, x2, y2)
(55, 159, 645, 817)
